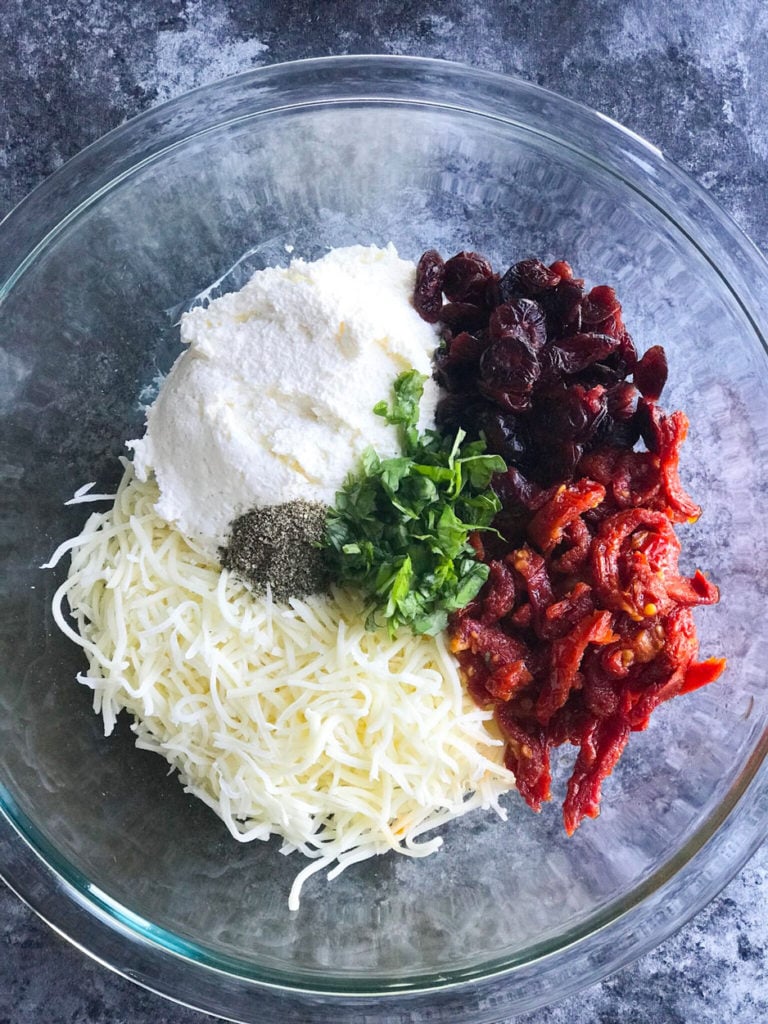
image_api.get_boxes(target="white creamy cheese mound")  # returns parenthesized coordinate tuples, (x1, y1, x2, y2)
(130, 244, 440, 557)
(46, 463, 512, 910)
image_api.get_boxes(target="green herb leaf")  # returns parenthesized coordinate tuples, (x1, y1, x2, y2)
(324, 370, 505, 637)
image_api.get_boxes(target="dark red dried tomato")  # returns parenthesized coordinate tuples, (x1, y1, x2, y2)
(539, 581, 595, 640)
(639, 401, 701, 522)
(449, 617, 529, 666)
(485, 660, 534, 700)
(549, 517, 592, 575)
(509, 545, 554, 627)
(591, 508, 680, 617)
(535, 610, 616, 725)
(680, 657, 727, 694)
(480, 560, 517, 623)
(582, 659, 623, 717)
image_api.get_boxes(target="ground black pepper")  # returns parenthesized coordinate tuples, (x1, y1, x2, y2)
(220, 501, 331, 602)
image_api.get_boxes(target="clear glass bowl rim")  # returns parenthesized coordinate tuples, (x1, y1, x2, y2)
(1, 54, 767, 1022)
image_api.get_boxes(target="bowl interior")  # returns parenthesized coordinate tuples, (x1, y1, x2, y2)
(1, 77, 767, 991)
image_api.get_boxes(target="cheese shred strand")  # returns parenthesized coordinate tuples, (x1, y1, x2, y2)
(52, 460, 513, 909)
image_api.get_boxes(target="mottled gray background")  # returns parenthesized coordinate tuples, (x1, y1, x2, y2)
(1, 1, 766, 1022)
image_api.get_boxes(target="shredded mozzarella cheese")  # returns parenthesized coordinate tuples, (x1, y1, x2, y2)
(50, 460, 513, 909)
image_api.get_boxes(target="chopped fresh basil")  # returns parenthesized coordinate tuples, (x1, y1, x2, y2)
(324, 370, 505, 637)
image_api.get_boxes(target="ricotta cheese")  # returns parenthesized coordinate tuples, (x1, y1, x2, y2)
(130, 244, 440, 557)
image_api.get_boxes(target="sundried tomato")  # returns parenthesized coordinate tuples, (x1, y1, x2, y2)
(449, 617, 529, 666)
(680, 656, 727, 694)
(496, 709, 552, 811)
(528, 479, 606, 554)
(485, 660, 534, 701)
(416, 249, 724, 834)
(539, 582, 595, 640)
(508, 546, 554, 632)
(641, 401, 702, 522)
(535, 610, 616, 725)
(549, 517, 592, 575)
(480, 560, 517, 623)
(563, 716, 631, 835)
(591, 508, 679, 617)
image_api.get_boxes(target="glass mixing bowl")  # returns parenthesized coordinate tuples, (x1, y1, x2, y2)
(1, 56, 767, 1023)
